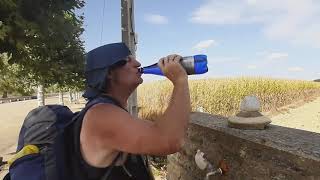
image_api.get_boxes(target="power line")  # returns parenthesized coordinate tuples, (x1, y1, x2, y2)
(100, 0, 106, 45)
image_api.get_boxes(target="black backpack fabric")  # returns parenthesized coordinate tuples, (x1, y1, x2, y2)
(3, 95, 154, 180)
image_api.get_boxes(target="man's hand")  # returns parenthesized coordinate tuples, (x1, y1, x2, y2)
(158, 54, 188, 85)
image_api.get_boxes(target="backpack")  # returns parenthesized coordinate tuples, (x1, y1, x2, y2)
(2, 96, 127, 180)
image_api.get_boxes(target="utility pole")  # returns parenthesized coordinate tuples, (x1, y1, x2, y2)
(121, 0, 138, 116)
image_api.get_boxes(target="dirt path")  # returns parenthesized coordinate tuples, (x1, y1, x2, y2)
(270, 96, 320, 133)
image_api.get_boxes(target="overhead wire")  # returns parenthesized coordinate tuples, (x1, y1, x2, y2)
(100, 0, 106, 45)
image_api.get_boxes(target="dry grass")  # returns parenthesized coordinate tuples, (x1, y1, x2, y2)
(138, 77, 320, 120)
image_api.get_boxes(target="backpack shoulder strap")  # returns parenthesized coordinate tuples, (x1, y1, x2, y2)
(82, 94, 127, 117)
(100, 152, 123, 180)
(73, 95, 127, 180)
(67, 95, 126, 128)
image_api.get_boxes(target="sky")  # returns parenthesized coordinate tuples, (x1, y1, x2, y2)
(79, 0, 320, 82)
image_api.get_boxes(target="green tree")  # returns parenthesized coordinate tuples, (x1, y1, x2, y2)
(0, 0, 85, 91)
(0, 53, 34, 98)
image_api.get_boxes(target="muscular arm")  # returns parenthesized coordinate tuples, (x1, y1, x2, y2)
(81, 80, 190, 156)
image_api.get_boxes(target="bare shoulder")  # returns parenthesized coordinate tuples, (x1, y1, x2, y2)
(82, 103, 133, 138)
(86, 103, 128, 118)
(80, 102, 176, 155)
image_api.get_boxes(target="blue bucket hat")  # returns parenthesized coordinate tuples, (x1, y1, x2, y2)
(83, 42, 131, 99)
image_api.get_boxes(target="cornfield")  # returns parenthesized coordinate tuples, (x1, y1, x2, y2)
(137, 77, 320, 120)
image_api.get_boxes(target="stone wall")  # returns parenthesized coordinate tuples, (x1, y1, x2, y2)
(167, 112, 320, 180)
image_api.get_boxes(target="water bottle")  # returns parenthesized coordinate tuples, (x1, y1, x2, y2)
(139, 55, 208, 76)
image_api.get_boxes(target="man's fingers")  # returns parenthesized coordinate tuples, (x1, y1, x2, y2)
(164, 57, 169, 64)
(168, 55, 175, 62)
(158, 58, 164, 68)
(159, 54, 182, 69)
(173, 55, 182, 63)
(167, 54, 181, 64)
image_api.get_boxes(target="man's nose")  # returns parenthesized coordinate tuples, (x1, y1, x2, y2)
(133, 58, 141, 67)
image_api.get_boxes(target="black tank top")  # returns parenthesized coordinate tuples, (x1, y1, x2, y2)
(63, 96, 154, 180)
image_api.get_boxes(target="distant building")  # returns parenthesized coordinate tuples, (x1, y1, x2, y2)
(314, 79, 320, 82)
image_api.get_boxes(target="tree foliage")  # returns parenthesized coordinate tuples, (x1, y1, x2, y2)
(0, 53, 34, 97)
(0, 0, 85, 91)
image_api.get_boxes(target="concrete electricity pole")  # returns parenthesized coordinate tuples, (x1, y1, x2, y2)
(121, 0, 138, 116)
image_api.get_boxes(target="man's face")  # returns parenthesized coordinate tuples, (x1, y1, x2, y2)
(108, 55, 143, 90)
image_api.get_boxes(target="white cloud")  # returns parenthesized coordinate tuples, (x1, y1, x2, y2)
(190, 0, 320, 48)
(144, 14, 168, 24)
(317, 72, 320, 75)
(255, 51, 268, 56)
(211, 57, 239, 64)
(266, 52, 289, 61)
(205, 56, 240, 70)
(247, 65, 257, 69)
(192, 40, 217, 51)
(292, 24, 320, 48)
(190, 1, 245, 25)
(288, 67, 304, 72)
(247, 51, 288, 68)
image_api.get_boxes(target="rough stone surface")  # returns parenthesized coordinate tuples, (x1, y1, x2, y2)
(236, 111, 263, 118)
(228, 115, 272, 130)
(167, 112, 320, 180)
(240, 96, 261, 112)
